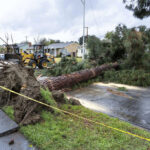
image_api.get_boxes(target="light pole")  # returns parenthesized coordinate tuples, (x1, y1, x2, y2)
(81, 0, 85, 59)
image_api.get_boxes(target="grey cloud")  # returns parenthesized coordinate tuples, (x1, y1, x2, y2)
(0, 0, 149, 41)
(1, 0, 86, 34)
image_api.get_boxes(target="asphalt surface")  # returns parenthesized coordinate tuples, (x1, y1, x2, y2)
(0, 110, 19, 137)
(0, 110, 37, 150)
(67, 82, 150, 130)
(0, 132, 37, 150)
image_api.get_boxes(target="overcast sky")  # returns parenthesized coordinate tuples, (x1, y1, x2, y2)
(0, 0, 149, 44)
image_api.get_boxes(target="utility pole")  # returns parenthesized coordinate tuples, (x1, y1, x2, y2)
(25, 36, 28, 42)
(81, 0, 85, 59)
(85, 27, 88, 41)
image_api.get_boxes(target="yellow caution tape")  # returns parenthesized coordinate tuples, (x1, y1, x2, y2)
(0, 85, 150, 142)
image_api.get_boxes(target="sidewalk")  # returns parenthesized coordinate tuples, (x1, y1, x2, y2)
(0, 109, 37, 150)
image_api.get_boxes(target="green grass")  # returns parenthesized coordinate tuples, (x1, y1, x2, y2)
(3, 89, 150, 150)
(76, 57, 82, 62)
(20, 105, 150, 150)
(2, 106, 14, 120)
(117, 87, 128, 92)
(40, 88, 57, 106)
(3, 105, 150, 150)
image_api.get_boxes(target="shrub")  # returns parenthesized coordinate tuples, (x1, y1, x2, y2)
(102, 70, 150, 87)
(47, 57, 92, 76)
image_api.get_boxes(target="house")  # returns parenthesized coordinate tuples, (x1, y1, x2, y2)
(44, 42, 80, 57)
(77, 44, 88, 57)
(17, 42, 32, 53)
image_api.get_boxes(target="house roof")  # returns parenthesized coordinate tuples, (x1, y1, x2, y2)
(17, 42, 29, 48)
(44, 42, 73, 49)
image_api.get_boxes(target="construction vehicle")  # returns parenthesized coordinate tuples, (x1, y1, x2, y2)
(0, 44, 55, 69)
(21, 44, 55, 69)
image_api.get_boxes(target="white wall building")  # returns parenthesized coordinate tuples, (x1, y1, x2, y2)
(77, 45, 88, 57)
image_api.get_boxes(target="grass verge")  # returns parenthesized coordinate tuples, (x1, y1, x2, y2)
(3, 104, 150, 150)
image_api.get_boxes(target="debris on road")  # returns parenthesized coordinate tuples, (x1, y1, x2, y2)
(107, 88, 134, 99)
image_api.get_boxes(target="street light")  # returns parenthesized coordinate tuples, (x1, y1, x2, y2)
(81, 0, 85, 59)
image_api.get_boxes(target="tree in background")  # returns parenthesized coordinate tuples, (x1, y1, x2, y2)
(39, 38, 61, 46)
(124, 29, 146, 68)
(109, 24, 128, 62)
(105, 31, 114, 40)
(79, 24, 150, 69)
(78, 36, 88, 45)
(123, 0, 150, 19)
(107, 25, 150, 69)
(85, 35, 112, 65)
(87, 35, 102, 60)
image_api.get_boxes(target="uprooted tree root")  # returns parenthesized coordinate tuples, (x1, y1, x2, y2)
(0, 62, 44, 125)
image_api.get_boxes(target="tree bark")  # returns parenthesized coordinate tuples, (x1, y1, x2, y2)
(39, 62, 118, 91)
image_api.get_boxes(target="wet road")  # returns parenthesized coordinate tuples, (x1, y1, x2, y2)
(67, 83, 150, 130)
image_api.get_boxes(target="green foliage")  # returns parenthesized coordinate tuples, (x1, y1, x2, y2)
(86, 25, 128, 64)
(39, 38, 61, 46)
(87, 35, 102, 60)
(110, 24, 127, 61)
(123, 0, 150, 19)
(105, 25, 150, 70)
(79, 25, 150, 70)
(47, 57, 92, 76)
(105, 31, 114, 40)
(102, 70, 150, 87)
(124, 29, 146, 69)
(86, 35, 112, 65)
(78, 35, 88, 45)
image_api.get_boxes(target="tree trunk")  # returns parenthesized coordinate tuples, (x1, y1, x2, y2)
(39, 62, 118, 91)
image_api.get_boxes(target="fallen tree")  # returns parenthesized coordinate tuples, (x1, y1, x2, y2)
(0, 62, 118, 125)
(0, 62, 43, 125)
(39, 62, 118, 91)
(0, 62, 81, 125)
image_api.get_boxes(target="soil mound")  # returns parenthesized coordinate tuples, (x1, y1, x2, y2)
(0, 62, 43, 125)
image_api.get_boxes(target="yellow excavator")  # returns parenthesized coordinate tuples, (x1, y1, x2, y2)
(21, 44, 55, 69)
(1, 44, 55, 69)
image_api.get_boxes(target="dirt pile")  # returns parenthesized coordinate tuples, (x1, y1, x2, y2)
(0, 62, 43, 125)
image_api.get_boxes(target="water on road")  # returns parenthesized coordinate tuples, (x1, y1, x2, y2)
(67, 82, 150, 130)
